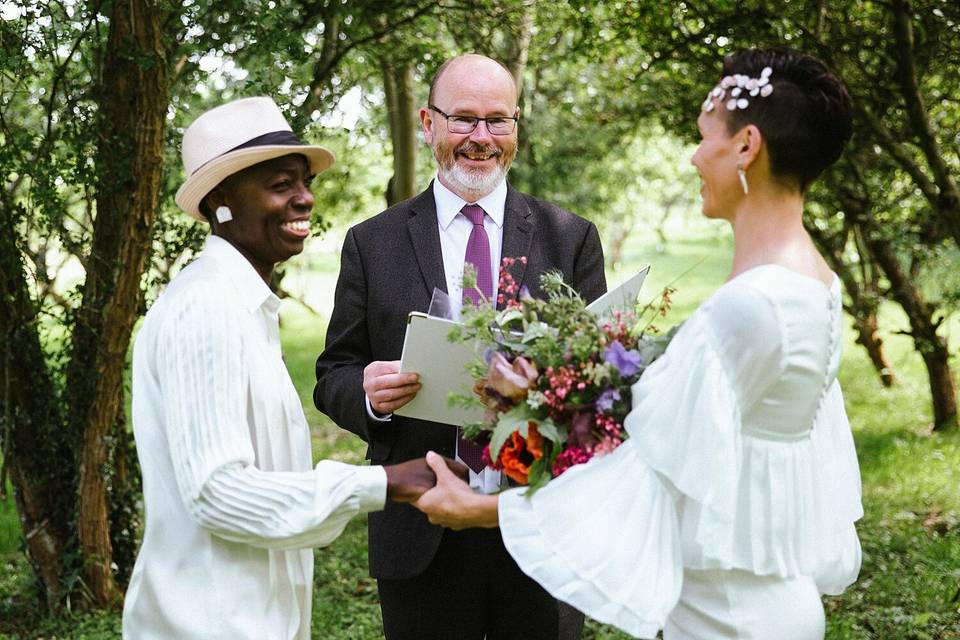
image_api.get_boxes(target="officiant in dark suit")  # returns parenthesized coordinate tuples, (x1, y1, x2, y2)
(314, 54, 606, 640)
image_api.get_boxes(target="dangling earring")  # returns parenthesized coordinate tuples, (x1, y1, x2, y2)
(737, 163, 749, 195)
(215, 205, 233, 223)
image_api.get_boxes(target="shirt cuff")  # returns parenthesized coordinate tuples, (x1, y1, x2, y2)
(353, 464, 388, 513)
(365, 394, 393, 422)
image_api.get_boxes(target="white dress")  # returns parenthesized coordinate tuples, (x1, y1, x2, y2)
(498, 264, 863, 639)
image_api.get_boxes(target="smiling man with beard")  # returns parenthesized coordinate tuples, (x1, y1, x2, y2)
(314, 55, 606, 639)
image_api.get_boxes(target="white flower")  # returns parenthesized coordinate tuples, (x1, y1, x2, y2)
(731, 87, 742, 97)
(758, 76, 769, 87)
(721, 76, 736, 89)
(705, 100, 715, 112)
(746, 78, 759, 91)
(726, 99, 738, 111)
(761, 66, 773, 78)
(737, 98, 749, 109)
(712, 86, 724, 97)
(750, 87, 760, 96)
(760, 84, 774, 97)
(736, 74, 748, 87)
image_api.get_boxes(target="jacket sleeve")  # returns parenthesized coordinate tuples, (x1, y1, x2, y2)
(313, 227, 391, 450)
(572, 220, 607, 303)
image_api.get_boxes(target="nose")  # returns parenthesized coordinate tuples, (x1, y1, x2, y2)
(468, 120, 494, 144)
(295, 181, 315, 211)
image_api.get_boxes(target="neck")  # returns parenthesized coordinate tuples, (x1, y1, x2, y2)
(728, 183, 809, 278)
(215, 231, 274, 285)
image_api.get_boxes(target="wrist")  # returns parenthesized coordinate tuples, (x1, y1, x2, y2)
(468, 494, 500, 528)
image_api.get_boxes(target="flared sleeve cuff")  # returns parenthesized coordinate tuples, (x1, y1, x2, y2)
(500, 441, 683, 639)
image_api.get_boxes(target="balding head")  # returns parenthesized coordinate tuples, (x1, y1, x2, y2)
(428, 54, 518, 109)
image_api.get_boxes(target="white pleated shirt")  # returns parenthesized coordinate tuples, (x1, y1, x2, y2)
(123, 235, 387, 640)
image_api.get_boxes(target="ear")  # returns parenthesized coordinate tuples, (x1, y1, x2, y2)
(420, 107, 436, 144)
(201, 186, 228, 230)
(735, 124, 763, 171)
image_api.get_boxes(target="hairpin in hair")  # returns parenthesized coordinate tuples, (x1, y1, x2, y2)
(701, 67, 774, 112)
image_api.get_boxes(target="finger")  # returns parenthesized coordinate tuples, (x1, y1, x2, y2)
(444, 457, 470, 482)
(374, 392, 420, 414)
(367, 360, 402, 376)
(372, 382, 421, 402)
(426, 451, 456, 483)
(374, 372, 420, 390)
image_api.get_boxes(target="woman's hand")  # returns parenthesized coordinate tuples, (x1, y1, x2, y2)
(413, 451, 499, 530)
(384, 456, 468, 503)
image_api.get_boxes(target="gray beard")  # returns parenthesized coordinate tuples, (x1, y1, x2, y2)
(438, 159, 509, 201)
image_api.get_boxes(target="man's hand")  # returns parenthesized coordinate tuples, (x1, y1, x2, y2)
(363, 360, 421, 415)
(413, 452, 499, 529)
(384, 456, 469, 503)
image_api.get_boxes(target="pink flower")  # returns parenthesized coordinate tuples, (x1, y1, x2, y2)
(487, 353, 538, 401)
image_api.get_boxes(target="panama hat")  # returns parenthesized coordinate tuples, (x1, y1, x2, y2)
(175, 96, 335, 220)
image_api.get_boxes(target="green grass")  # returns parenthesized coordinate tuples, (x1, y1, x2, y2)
(2, 230, 959, 639)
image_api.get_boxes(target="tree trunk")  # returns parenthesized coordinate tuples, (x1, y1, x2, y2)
(0, 195, 73, 608)
(866, 236, 957, 430)
(381, 59, 417, 206)
(501, 5, 534, 100)
(67, 0, 171, 608)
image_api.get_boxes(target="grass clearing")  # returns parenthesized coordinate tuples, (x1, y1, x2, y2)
(1, 231, 958, 638)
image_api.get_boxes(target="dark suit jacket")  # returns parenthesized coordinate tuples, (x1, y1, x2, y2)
(314, 182, 606, 580)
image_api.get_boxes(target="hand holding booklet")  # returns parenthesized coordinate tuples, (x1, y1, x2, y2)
(394, 266, 650, 425)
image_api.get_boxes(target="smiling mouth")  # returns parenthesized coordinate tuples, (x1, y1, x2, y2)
(460, 151, 497, 161)
(281, 219, 310, 237)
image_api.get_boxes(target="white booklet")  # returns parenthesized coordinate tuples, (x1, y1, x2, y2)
(395, 266, 650, 425)
(394, 312, 485, 426)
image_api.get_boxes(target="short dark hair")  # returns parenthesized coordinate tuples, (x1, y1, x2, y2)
(720, 48, 853, 192)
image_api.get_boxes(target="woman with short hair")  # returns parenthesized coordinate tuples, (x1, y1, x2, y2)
(414, 48, 863, 640)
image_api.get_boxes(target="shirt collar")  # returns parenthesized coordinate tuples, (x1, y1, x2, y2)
(201, 235, 280, 315)
(433, 177, 507, 231)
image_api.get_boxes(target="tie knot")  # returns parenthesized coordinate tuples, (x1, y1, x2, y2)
(461, 204, 486, 226)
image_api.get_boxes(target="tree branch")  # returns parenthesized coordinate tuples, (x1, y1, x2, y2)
(890, 0, 960, 205)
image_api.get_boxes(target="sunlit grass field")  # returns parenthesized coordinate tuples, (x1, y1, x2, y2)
(2, 231, 959, 639)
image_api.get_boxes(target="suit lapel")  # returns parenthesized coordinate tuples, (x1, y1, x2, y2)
(406, 185, 448, 299)
(500, 183, 533, 307)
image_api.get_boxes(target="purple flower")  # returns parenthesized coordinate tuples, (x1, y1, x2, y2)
(604, 340, 643, 377)
(595, 388, 621, 413)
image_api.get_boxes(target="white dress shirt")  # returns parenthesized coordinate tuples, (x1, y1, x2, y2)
(123, 235, 387, 640)
(365, 177, 506, 493)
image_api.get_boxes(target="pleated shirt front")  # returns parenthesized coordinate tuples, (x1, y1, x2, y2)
(123, 235, 386, 640)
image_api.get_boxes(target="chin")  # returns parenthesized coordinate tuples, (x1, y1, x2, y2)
(442, 163, 507, 199)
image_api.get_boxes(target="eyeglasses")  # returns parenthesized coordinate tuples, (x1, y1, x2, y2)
(428, 105, 518, 135)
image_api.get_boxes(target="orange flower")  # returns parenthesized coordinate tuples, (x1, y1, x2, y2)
(497, 422, 544, 485)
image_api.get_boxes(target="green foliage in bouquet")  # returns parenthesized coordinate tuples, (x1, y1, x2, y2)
(448, 259, 678, 492)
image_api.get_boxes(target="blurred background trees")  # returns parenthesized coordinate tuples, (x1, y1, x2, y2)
(0, 0, 957, 622)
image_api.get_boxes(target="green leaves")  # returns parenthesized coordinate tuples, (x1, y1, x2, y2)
(489, 403, 536, 462)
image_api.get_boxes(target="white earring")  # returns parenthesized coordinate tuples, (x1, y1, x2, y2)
(737, 163, 749, 195)
(215, 205, 233, 223)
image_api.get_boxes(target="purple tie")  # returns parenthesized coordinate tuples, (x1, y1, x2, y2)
(461, 204, 493, 305)
(459, 204, 491, 473)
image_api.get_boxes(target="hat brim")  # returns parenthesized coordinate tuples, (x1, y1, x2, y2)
(175, 144, 335, 221)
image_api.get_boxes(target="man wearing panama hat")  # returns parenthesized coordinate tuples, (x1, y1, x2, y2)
(123, 96, 464, 639)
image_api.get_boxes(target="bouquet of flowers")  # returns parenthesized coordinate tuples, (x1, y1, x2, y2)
(450, 257, 678, 492)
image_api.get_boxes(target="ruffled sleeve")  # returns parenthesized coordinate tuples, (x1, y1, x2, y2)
(499, 440, 683, 639)
(808, 381, 863, 594)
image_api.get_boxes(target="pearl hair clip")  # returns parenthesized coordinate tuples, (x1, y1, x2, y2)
(702, 66, 774, 112)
